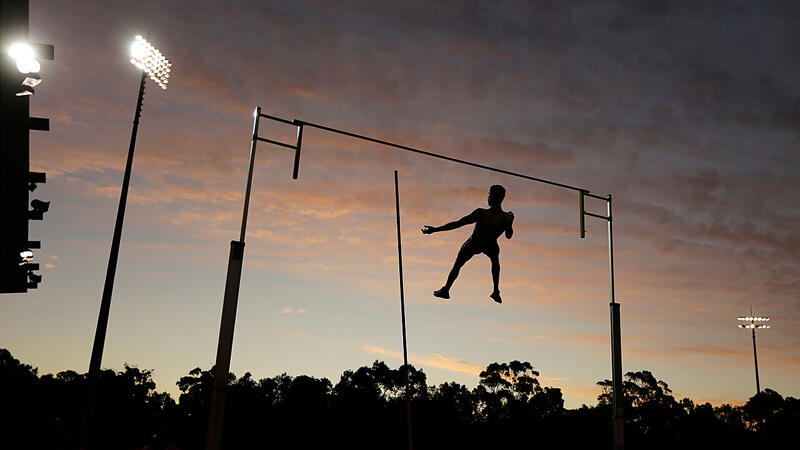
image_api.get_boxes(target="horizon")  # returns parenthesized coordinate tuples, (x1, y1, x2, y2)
(5, 346, 782, 409)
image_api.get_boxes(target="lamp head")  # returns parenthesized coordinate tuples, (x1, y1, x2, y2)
(130, 35, 171, 90)
(737, 311, 771, 331)
(8, 43, 41, 74)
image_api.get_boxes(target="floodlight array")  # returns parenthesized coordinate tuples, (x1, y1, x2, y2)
(129, 35, 171, 89)
(8, 42, 41, 74)
(736, 310, 771, 331)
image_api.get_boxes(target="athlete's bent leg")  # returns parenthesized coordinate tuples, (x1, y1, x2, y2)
(436, 243, 474, 298)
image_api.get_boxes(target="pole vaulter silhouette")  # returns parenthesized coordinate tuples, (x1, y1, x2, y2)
(422, 185, 514, 303)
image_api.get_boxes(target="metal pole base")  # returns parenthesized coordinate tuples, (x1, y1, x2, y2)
(610, 302, 624, 450)
(206, 240, 245, 450)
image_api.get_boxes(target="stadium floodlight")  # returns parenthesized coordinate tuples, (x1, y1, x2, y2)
(8, 42, 40, 74)
(129, 35, 171, 90)
(8, 42, 43, 95)
(22, 74, 42, 87)
(81, 33, 172, 449)
(737, 305, 771, 394)
(16, 57, 40, 74)
(8, 42, 34, 61)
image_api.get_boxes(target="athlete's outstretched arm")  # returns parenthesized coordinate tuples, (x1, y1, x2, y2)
(422, 210, 478, 234)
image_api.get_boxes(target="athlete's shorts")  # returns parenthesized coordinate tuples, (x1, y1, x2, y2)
(460, 237, 500, 258)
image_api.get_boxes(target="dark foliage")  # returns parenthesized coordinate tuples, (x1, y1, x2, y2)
(2, 348, 798, 449)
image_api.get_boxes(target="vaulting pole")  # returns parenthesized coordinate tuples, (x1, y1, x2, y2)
(394, 170, 414, 450)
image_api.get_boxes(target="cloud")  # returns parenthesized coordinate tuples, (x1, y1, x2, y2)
(361, 344, 402, 359)
(362, 344, 484, 375)
(414, 354, 486, 376)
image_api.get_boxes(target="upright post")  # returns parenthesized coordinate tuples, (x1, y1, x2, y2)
(579, 191, 586, 238)
(751, 328, 760, 394)
(80, 71, 147, 449)
(607, 195, 624, 450)
(394, 170, 414, 450)
(205, 108, 261, 450)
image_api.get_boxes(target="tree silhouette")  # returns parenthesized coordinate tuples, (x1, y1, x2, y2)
(1, 348, 797, 449)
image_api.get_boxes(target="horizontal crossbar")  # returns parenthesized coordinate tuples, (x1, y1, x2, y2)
(296, 119, 596, 194)
(256, 137, 297, 150)
(258, 113, 295, 125)
(254, 110, 611, 200)
(584, 211, 610, 221)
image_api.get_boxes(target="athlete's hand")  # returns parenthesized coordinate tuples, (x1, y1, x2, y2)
(421, 225, 436, 235)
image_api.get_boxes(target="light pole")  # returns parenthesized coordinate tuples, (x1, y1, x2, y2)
(737, 306, 770, 394)
(208, 109, 624, 450)
(79, 34, 171, 449)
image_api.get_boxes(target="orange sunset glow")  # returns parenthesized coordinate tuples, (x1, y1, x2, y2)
(2, 1, 798, 435)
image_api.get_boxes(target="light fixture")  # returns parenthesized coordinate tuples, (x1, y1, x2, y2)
(129, 35, 171, 90)
(8, 42, 40, 74)
(16, 58, 40, 74)
(15, 85, 34, 96)
(81, 32, 173, 446)
(737, 305, 772, 394)
(737, 315, 771, 327)
(8, 42, 43, 96)
(30, 199, 50, 213)
(30, 199, 50, 219)
(8, 42, 35, 60)
(22, 74, 42, 87)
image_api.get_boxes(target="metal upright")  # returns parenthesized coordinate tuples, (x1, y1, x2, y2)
(607, 196, 624, 450)
(206, 107, 259, 450)
(206, 107, 303, 450)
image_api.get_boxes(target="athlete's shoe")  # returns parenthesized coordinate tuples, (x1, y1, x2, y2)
(433, 288, 450, 299)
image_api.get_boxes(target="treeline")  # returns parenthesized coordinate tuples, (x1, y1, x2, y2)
(2, 348, 798, 449)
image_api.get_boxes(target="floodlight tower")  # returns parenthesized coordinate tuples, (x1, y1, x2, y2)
(737, 305, 770, 394)
(81, 34, 171, 449)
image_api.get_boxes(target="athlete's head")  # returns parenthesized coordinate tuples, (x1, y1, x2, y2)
(488, 185, 506, 207)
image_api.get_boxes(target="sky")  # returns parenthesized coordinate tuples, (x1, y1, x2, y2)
(1, 0, 799, 408)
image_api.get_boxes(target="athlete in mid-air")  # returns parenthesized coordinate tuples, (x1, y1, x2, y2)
(421, 185, 514, 303)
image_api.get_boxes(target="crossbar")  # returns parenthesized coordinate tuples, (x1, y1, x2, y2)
(268, 117, 606, 197)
